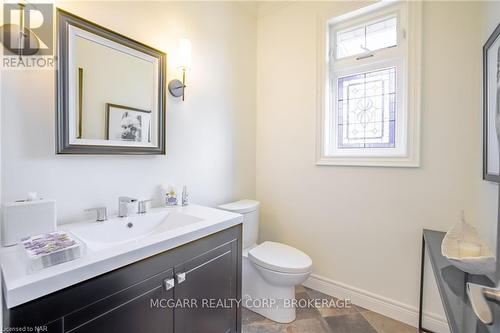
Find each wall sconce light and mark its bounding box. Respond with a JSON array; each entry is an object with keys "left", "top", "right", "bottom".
[{"left": 168, "top": 38, "right": 192, "bottom": 101}]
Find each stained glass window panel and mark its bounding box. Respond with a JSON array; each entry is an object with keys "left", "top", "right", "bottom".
[{"left": 337, "top": 67, "right": 396, "bottom": 149}]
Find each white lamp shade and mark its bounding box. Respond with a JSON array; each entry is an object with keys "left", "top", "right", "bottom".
[{"left": 177, "top": 38, "right": 192, "bottom": 70}]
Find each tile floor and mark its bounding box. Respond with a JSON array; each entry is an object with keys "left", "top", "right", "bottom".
[{"left": 242, "top": 286, "right": 417, "bottom": 333}]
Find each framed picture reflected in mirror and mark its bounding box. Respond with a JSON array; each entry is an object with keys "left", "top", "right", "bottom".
[
  {"left": 483, "top": 23, "right": 500, "bottom": 183},
  {"left": 105, "top": 104, "right": 152, "bottom": 144}
]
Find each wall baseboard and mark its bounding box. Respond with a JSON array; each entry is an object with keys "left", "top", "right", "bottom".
[{"left": 303, "top": 274, "right": 450, "bottom": 333}]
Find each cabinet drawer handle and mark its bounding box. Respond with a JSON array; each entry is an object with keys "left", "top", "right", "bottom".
[
  {"left": 176, "top": 272, "right": 186, "bottom": 284},
  {"left": 163, "top": 278, "right": 175, "bottom": 291}
]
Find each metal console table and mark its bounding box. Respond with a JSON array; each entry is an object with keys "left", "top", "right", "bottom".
[{"left": 419, "top": 229, "right": 496, "bottom": 333}]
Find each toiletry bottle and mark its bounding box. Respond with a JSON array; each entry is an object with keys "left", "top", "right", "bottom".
[
  {"left": 181, "top": 186, "right": 189, "bottom": 206},
  {"left": 165, "top": 185, "right": 178, "bottom": 206}
]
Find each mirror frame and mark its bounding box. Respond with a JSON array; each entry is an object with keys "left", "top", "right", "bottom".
[{"left": 56, "top": 9, "right": 166, "bottom": 155}]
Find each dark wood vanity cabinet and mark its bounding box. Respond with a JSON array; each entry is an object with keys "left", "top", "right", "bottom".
[
  {"left": 66, "top": 268, "right": 175, "bottom": 333},
  {"left": 3, "top": 225, "right": 242, "bottom": 333},
  {"left": 174, "top": 240, "right": 238, "bottom": 333}
]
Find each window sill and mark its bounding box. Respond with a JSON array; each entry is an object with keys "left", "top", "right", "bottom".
[{"left": 316, "top": 155, "right": 420, "bottom": 168}]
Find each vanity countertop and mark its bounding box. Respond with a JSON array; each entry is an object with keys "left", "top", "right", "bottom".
[{"left": 1, "top": 204, "right": 242, "bottom": 309}]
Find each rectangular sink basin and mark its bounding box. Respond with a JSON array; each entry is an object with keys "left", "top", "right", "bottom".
[
  {"left": 1, "top": 204, "right": 243, "bottom": 309},
  {"left": 64, "top": 210, "right": 203, "bottom": 251}
]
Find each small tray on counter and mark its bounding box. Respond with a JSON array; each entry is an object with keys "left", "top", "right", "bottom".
[{"left": 20, "top": 231, "right": 84, "bottom": 273}]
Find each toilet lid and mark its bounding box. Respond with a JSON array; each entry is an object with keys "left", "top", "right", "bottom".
[
  {"left": 248, "top": 241, "right": 312, "bottom": 274},
  {"left": 218, "top": 200, "right": 259, "bottom": 214}
]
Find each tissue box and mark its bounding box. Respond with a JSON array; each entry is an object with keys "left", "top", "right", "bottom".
[
  {"left": 20, "top": 231, "right": 82, "bottom": 272},
  {"left": 2, "top": 199, "right": 57, "bottom": 246}
]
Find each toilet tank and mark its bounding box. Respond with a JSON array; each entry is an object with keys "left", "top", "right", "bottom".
[{"left": 218, "top": 200, "right": 260, "bottom": 249}]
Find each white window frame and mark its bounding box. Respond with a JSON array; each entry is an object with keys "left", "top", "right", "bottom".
[
  {"left": 316, "top": 1, "right": 422, "bottom": 167},
  {"left": 334, "top": 12, "right": 399, "bottom": 61}
]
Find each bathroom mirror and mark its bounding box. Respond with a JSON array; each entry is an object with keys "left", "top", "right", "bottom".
[{"left": 56, "top": 9, "right": 166, "bottom": 154}]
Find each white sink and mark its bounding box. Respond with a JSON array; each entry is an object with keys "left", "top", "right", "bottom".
[
  {"left": 1, "top": 204, "right": 243, "bottom": 308},
  {"left": 64, "top": 210, "right": 203, "bottom": 251}
]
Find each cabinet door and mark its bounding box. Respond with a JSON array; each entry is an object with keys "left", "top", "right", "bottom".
[
  {"left": 64, "top": 268, "right": 174, "bottom": 333},
  {"left": 37, "top": 319, "right": 63, "bottom": 333},
  {"left": 174, "top": 240, "right": 238, "bottom": 333}
]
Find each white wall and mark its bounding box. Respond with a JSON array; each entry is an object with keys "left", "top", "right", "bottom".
[
  {"left": 476, "top": 0, "right": 500, "bottom": 280},
  {"left": 1, "top": 1, "right": 257, "bottom": 224},
  {"left": 256, "top": 0, "right": 490, "bottom": 328},
  {"left": 0, "top": 1, "right": 3, "bottom": 328}
]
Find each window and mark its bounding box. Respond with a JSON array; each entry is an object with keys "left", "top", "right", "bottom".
[
  {"left": 336, "top": 16, "right": 397, "bottom": 59},
  {"left": 317, "top": 2, "right": 421, "bottom": 167},
  {"left": 337, "top": 67, "right": 396, "bottom": 149}
]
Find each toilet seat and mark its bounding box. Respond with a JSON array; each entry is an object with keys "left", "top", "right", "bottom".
[{"left": 248, "top": 241, "right": 312, "bottom": 274}]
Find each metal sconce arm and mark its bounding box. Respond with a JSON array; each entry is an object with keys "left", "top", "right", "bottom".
[{"left": 168, "top": 67, "right": 187, "bottom": 101}]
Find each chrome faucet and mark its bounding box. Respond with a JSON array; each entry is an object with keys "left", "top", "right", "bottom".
[
  {"left": 85, "top": 207, "right": 108, "bottom": 222},
  {"left": 118, "top": 196, "right": 138, "bottom": 218},
  {"left": 137, "top": 199, "right": 152, "bottom": 214}
]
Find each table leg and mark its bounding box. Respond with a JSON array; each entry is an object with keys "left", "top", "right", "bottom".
[{"left": 419, "top": 235, "right": 437, "bottom": 333}]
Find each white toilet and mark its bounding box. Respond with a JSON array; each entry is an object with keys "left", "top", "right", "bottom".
[{"left": 218, "top": 200, "right": 312, "bottom": 323}]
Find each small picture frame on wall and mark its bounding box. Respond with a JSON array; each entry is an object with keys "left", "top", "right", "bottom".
[
  {"left": 483, "top": 23, "right": 500, "bottom": 183},
  {"left": 105, "top": 103, "right": 152, "bottom": 144}
]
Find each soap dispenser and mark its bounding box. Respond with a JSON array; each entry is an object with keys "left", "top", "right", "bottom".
[{"left": 181, "top": 186, "right": 189, "bottom": 206}]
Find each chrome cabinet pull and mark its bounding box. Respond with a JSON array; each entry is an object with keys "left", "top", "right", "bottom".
[
  {"left": 163, "top": 278, "right": 175, "bottom": 291},
  {"left": 176, "top": 272, "right": 186, "bottom": 284}
]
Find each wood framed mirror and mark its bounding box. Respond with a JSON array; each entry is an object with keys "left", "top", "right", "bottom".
[{"left": 56, "top": 9, "right": 166, "bottom": 154}]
